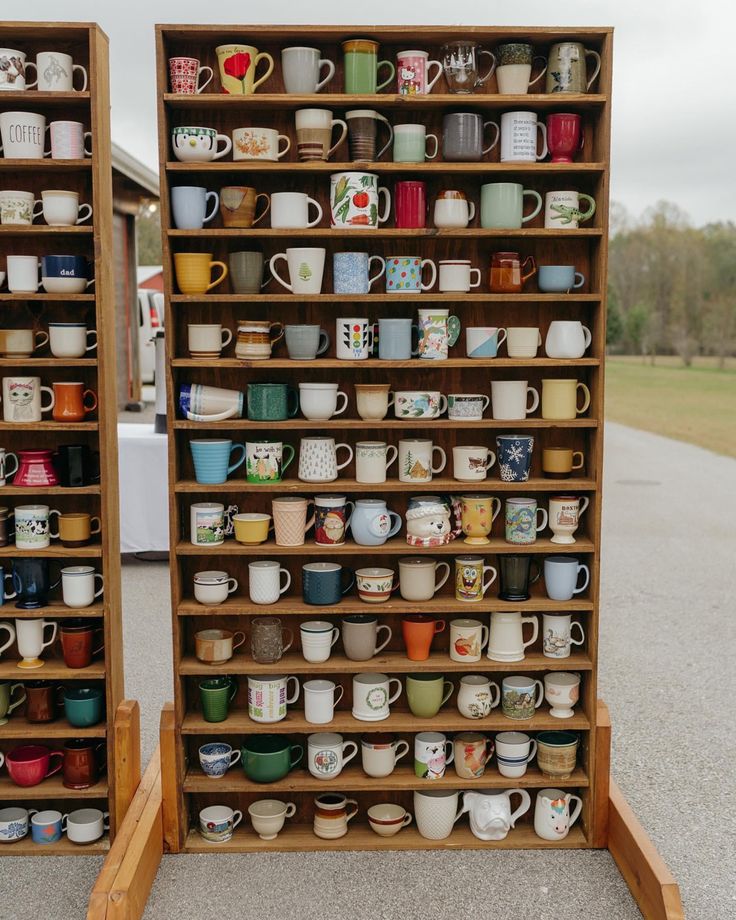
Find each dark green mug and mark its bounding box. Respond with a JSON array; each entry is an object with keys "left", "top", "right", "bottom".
[
  {"left": 246, "top": 383, "right": 299, "bottom": 421},
  {"left": 63, "top": 687, "right": 104, "bottom": 727},
  {"left": 199, "top": 676, "right": 237, "bottom": 723},
  {"left": 241, "top": 734, "right": 303, "bottom": 783}
]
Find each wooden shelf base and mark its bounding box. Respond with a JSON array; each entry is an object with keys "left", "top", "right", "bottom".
[
  {"left": 173, "top": 418, "right": 599, "bottom": 430},
  {"left": 0, "top": 775, "right": 108, "bottom": 800},
  {"left": 174, "top": 476, "right": 597, "bottom": 494},
  {"left": 2, "top": 836, "right": 108, "bottom": 856},
  {"left": 0, "top": 657, "right": 104, "bottom": 680},
  {"left": 0, "top": 716, "right": 106, "bottom": 739}
]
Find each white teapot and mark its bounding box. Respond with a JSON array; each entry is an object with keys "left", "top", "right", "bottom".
[
  {"left": 461, "top": 789, "right": 531, "bottom": 841},
  {"left": 544, "top": 321, "right": 592, "bottom": 359}
]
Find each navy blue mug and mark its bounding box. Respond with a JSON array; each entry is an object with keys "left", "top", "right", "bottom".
[
  {"left": 302, "top": 562, "right": 355, "bottom": 606},
  {"left": 496, "top": 435, "right": 534, "bottom": 482},
  {"left": 0, "top": 565, "right": 17, "bottom": 606},
  {"left": 41, "top": 255, "right": 92, "bottom": 294},
  {"left": 12, "top": 558, "right": 60, "bottom": 609}
]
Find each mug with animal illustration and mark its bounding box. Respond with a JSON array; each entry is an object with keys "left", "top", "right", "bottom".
[
  {"left": 245, "top": 440, "right": 294, "bottom": 484},
  {"left": 1, "top": 377, "right": 54, "bottom": 423},
  {"left": 190, "top": 502, "right": 225, "bottom": 547},
  {"left": 0, "top": 49, "right": 37, "bottom": 91},
  {"left": 414, "top": 731, "right": 454, "bottom": 780},
  {"left": 416, "top": 308, "right": 461, "bottom": 360},
  {"left": 542, "top": 613, "right": 585, "bottom": 659},
  {"left": 396, "top": 50, "right": 442, "bottom": 94}
]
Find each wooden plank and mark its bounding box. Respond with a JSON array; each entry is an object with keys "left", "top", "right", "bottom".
[
  {"left": 172, "top": 419, "right": 600, "bottom": 431},
  {"left": 590, "top": 699, "right": 611, "bottom": 847},
  {"left": 174, "top": 476, "right": 597, "bottom": 493},
  {"left": 165, "top": 160, "right": 605, "bottom": 174},
  {"left": 160, "top": 703, "right": 185, "bottom": 853},
  {"left": 609, "top": 781, "right": 685, "bottom": 920},
  {"left": 170, "top": 293, "right": 601, "bottom": 304},
  {"left": 172, "top": 358, "right": 601, "bottom": 370},
  {"left": 113, "top": 700, "right": 141, "bottom": 826},
  {"left": 0, "top": 776, "right": 108, "bottom": 799}
]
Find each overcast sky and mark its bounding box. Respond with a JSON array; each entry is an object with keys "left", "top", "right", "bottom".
[{"left": 10, "top": 1, "right": 735, "bottom": 225}]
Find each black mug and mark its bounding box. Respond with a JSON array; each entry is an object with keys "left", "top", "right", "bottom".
[
  {"left": 12, "top": 558, "right": 60, "bottom": 609},
  {"left": 55, "top": 444, "right": 100, "bottom": 487},
  {"left": 498, "top": 554, "right": 540, "bottom": 601}
]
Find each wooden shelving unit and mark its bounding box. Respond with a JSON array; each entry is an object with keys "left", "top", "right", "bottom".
[
  {"left": 156, "top": 23, "right": 612, "bottom": 852},
  {"left": 0, "top": 22, "right": 125, "bottom": 854}
]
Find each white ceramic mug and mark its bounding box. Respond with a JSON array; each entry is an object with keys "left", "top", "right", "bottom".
[
  {"left": 534, "top": 789, "right": 583, "bottom": 840},
  {"left": 187, "top": 324, "right": 232, "bottom": 359},
  {"left": 1, "top": 376, "right": 54, "bottom": 422},
  {"left": 63, "top": 808, "right": 108, "bottom": 844},
  {"left": 298, "top": 383, "right": 348, "bottom": 421},
  {"left": 0, "top": 329, "right": 48, "bottom": 358},
  {"left": 544, "top": 321, "right": 592, "bottom": 359},
  {"left": 335, "top": 317, "right": 373, "bottom": 360},
  {"left": 307, "top": 732, "right": 357, "bottom": 778},
  {"left": 544, "top": 672, "right": 581, "bottom": 718},
  {"left": 247, "top": 675, "right": 300, "bottom": 723},
  {"left": 270, "top": 248, "right": 325, "bottom": 294},
  {"left": 433, "top": 198, "right": 475, "bottom": 229},
  {"left": 270, "top": 191, "right": 323, "bottom": 229},
  {"left": 352, "top": 672, "right": 402, "bottom": 721},
  {"left": 355, "top": 441, "right": 398, "bottom": 484},
  {"left": 49, "top": 120, "right": 92, "bottom": 159},
  {"left": 452, "top": 446, "right": 496, "bottom": 481},
  {"left": 449, "top": 618, "right": 489, "bottom": 662},
  {"left": 500, "top": 110, "right": 548, "bottom": 162},
  {"left": 6, "top": 256, "right": 41, "bottom": 293},
  {"left": 190, "top": 502, "right": 225, "bottom": 546},
  {"left": 544, "top": 190, "right": 596, "bottom": 229},
  {"left": 0, "top": 190, "right": 41, "bottom": 225},
  {"left": 0, "top": 111, "right": 46, "bottom": 159},
  {"left": 361, "top": 736, "right": 410, "bottom": 778},
  {"left": 48, "top": 323, "right": 97, "bottom": 358},
  {"left": 232, "top": 126, "right": 290, "bottom": 161},
  {"left": 12, "top": 504, "right": 59, "bottom": 549},
  {"left": 193, "top": 571, "right": 238, "bottom": 605},
  {"left": 300, "top": 621, "right": 340, "bottom": 664},
  {"left": 506, "top": 327, "right": 542, "bottom": 358},
  {"left": 542, "top": 613, "right": 585, "bottom": 659},
  {"left": 487, "top": 610, "right": 538, "bottom": 662},
  {"left": 297, "top": 437, "right": 353, "bottom": 483},
  {"left": 398, "top": 557, "right": 450, "bottom": 601},
  {"left": 490, "top": 380, "right": 539, "bottom": 420},
  {"left": 248, "top": 799, "right": 297, "bottom": 840},
  {"left": 398, "top": 439, "right": 446, "bottom": 483},
  {"left": 413, "top": 789, "right": 464, "bottom": 840},
  {"left": 303, "top": 681, "right": 344, "bottom": 725},
  {"left": 247, "top": 560, "right": 291, "bottom": 605},
  {"left": 282, "top": 46, "right": 336, "bottom": 93},
  {"left": 41, "top": 190, "right": 92, "bottom": 226},
  {"left": 15, "top": 617, "right": 57, "bottom": 667},
  {"left": 495, "top": 731, "right": 538, "bottom": 778},
  {"left": 438, "top": 260, "right": 482, "bottom": 292},
  {"left": 548, "top": 495, "right": 590, "bottom": 544},
  {"left": 36, "top": 52, "right": 88, "bottom": 91},
  {"left": 61, "top": 565, "right": 103, "bottom": 608}
]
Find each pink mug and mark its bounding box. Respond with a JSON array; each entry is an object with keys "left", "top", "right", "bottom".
[{"left": 49, "top": 121, "right": 92, "bottom": 159}]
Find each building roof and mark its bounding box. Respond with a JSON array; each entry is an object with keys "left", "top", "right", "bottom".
[{"left": 112, "top": 142, "right": 159, "bottom": 197}]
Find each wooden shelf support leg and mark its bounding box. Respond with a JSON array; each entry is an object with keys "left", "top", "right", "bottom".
[
  {"left": 590, "top": 698, "right": 611, "bottom": 847},
  {"left": 160, "top": 702, "right": 185, "bottom": 853},
  {"left": 113, "top": 700, "right": 142, "bottom": 836}
]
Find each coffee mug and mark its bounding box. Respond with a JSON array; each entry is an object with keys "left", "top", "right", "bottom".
[
  {"left": 352, "top": 672, "right": 402, "bottom": 721},
  {"left": 270, "top": 192, "right": 323, "bottom": 229},
  {"left": 250, "top": 616, "right": 294, "bottom": 664},
  {"left": 0, "top": 680, "right": 25, "bottom": 726},
  {"left": 194, "top": 571, "right": 238, "bottom": 606},
  {"left": 453, "top": 732, "right": 493, "bottom": 779},
  {"left": 174, "top": 253, "right": 228, "bottom": 294},
  {"left": 491, "top": 380, "right": 539, "bottom": 420},
  {"left": 15, "top": 617, "right": 57, "bottom": 669},
  {"left": 195, "top": 628, "right": 246, "bottom": 665},
  {"left": 6, "top": 744, "right": 63, "bottom": 787},
  {"left": 406, "top": 674, "right": 454, "bottom": 719},
  {"left": 542, "top": 447, "right": 585, "bottom": 479},
  {"left": 355, "top": 383, "right": 393, "bottom": 421},
  {"left": 199, "top": 742, "right": 241, "bottom": 778},
  {"left": 496, "top": 42, "right": 547, "bottom": 93},
  {"left": 396, "top": 49, "right": 442, "bottom": 94},
  {"left": 496, "top": 435, "right": 535, "bottom": 482},
  {"left": 0, "top": 111, "right": 45, "bottom": 159},
  {"left": 0, "top": 328, "right": 48, "bottom": 358},
  {"left": 454, "top": 555, "right": 497, "bottom": 602},
  {"left": 187, "top": 324, "right": 232, "bottom": 359},
  {"left": 544, "top": 190, "right": 596, "bottom": 229},
  {"left": 294, "top": 108, "right": 347, "bottom": 161},
  {"left": 416, "top": 309, "right": 460, "bottom": 360},
  {"left": 272, "top": 497, "right": 315, "bottom": 548},
  {"left": 355, "top": 441, "right": 397, "bottom": 484},
  {"left": 248, "top": 675, "right": 300, "bottom": 723},
  {"left": 536, "top": 731, "right": 579, "bottom": 779},
  {"left": 433, "top": 191, "right": 475, "bottom": 229},
  {"left": 481, "top": 182, "right": 542, "bottom": 229},
  {"left": 50, "top": 512, "right": 101, "bottom": 548},
  {"left": 219, "top": 186, "right": 270, "bottom": 228},
  {"left": 302, "top": 562, "right": 355, "bottom": 606},
  {"left": 2, "top": 376, "right": 54, "bottom": 422},
  {"left": 545, "top": 321, "right": 592, "bottom": 359},
  {"left": 460, "top": 494, "right": 501, "bottom": 545},
  {"left": 547, "top": 112, "right": 585, "bottom": 163},
  {"left": 345, "top": 109, "right": 393, "bottom": 160},
  {"left": 198, "top": 805, "right": 242, "bottom": 843},
  {"left": 541, "top": 379, "right": 591, "bottom": 420},
  {"left": 342, "top": 613, "right": 393, "bottom": 661},
  {"left": 385, "top": 256, "right": 436, "bottom": 293},
  {"left": 414, "top": 731, "right": 454, "bottom": 780},
  {"left": 401, "top": 615, "right": 446, "bottom": 661},
  {"left": 544, "top": 672, "right": 581, "bottom": 719},
  {"left": 543, "top": 613, "right": 586, "bottom": 659},
  {"left": 361, "top": 734, "right": 410, "bottom": 778},
  {"left": 30, "top": 809, "right": 62, "bottom": 844},
  {"left": 502, "top": 675, "right": 544, "bottom": 720},
  {"left": 172, "top": 125, "right": 231, "bottom": 163},
  {"left": 505, "top": 498, "right": 548, "bottom": 546},
  {"left": 450, "top": 618, "right": 489, "bottom": 662},
  {"left": 398, "top": 439, "right": 446, "bottom": 483},
  {"left": 0, "top": 807, "right": 35, "bottom": 842},
  {"left": 52, "top": 382, "right": 97, "bottom": 422},
  {"left": 442, "top": 112, "right": 498, "bottom": 161},
  {"left": 235, "top": 316, "right": 285, "bottom": 360},
  {"left": 190, "top": 439, "right": 245, "bottom": 485},
  {"left": 329, "top": 171, "right": 390, "bottom": 229},
  {"left": 63, "top": 687, "right": 104, "bottom": 727},
  {"left": 440, "top": 40, "right": 496, "bottom": 93},
  {"left": 465, "top": 327, "right": 507, "bottom": 359},
  {"left": 232, "top": 127, "right": 289, "bottom": 161},
  {"left": 216, "top": 43, "right": 274, "bottom": 94},
  {"left": 0, "top": 190, "right": 41, "bottom": 226},
  {"left": 300, "top": 621, "right": 340, "bottom": 664},
  {"left": 355, "top": 567, "right": 397, "bottom": 603},
  {"left": 488, "top": 610, "right": 539, "bottom": 662},
  {"left": 248, "top": 561, "right": 291, "bottom": 606},
  {"left": 313, "top": 792, "right": 358, "bottom": 840},
  {"left": 538, "top": 265, "right": 586, "bottom": 293},
  {"left": 248, "top": 800, "right": 297, "bottom": 840},
  {"left": 393, "top": 124, "right": 438, "bottom": 163},
  {"left": 48, "top": 120, "right": 92, "bottom": 159},
  {"left": 394, "top": 180, "right": 428, "bottom": 229},
  {"left": 168, "top": 56, "right": 213, "bottom": 94},
  {"left": 448, "top": 394, "right": 490, "bottom": 422},
  {"left": 199, "top": 676, "right": 237, "bottom": 723},
  {"left": 314, "top": 494, "right": 353, "bottom": 546},
  {"left": 498, "top": 554, "right": 541, "bottom": 602},
  {"left": 500, "top": 110, "right": 548, "bottom": 162},
  {"left": 0, "top": 49, "right": 37, "bottom": 91},
  {"left": 298, "top": 436, "right": 353, "bottom": 483},
  {"left": 546, "top": 42, "right": 601, "bottom": 93},
  {"left": 270, "top": 248, "right": 325, "bottom": 294},
  {"left": 548, "top": 495, "right": 590, "bottom": 544},
  {"left": 394, "top": 391, "right": 446, "bottom": 420},
  {"left": 282, "top": 46, "right": 336, "bottom": 93},
  {"left": 544, "top": 556, "right": 590, "bottom": 601},
  {"left": 307, "top": 732, "right": 357, "bottom": 779},
  {"left": 343, "top": 39, "right": 395, "bottom": 93},
  {"left": 245, "top": 440, "right": 294, "bottom": 483},
  {"left": 398, "top": 557, "right": 450, "bottom": 602},
  {"left": 229, "top": 251, "right": 268, "bottom": 294},
  {"left": 48, "top": 322, "right": 97, "bottom": 358},
  {"left": 62, "top": 739, "right": 104, "bottom": 790},
  {"left": 304, "top": 680, "right": 344, "bottom": 725},
  {"left": 333, "top": 252, "right": 385, "bottom": 294},
  {"left": 241, "top": 735, "right": 303, "bottom": 783},
  {"left": 438, "top": 260, "right": 481, "bottom": 293},
  {"left": 452, "top": 446, "right": 496, "bottom": 482},
  {"left": 247, "top": 382, "right": 298, "bottom": 422},
  {"left": 171, "top": 186, "right": 219, "bottom": 230},
  {"left": 335, "top": 317, "right": 373, "bottom": 360},
  {"left": 285, "top": 324, "right": 330, "bottom": 360},
  {"left": 190, "top": 502, "right": 225, "bottom": 546},
  {"left": 299, "top": 383, "right": 348, "bottom": 421},
  {"left": 506, "top": 326, "right": 541, "bottom": 358}
]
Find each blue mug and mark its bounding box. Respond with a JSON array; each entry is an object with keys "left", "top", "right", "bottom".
[
  {"left": 171, "top": 186, "right": 219, "bottom": 230},
  {"left": 377, "top": 318, "right": 418, "bottom": 360},
  {"left": 333, "top": 252, "right": 385, "bottom": 294},
  {"left": 41, "top": 255, "right": 93, "bottom": 294},
  {"left": 302, "top": 562, "right": 355, "bottom": 606},
  {"left": 63, "top": 687, "right": 104, "bottom": 727},
  {"left": 466, "top": 326, "right": 507, "bottom": 359},
  {"left": 189, "top": 439, "right": 246, "bottom": 484},
  {"left": 12, "top": 558, "right": 59, "bottom": 609},
  {"left": 31, "top": 809, "right": 63, "bottom": 844},
  {"left": 537, "top": 265, "right": 586, "bottom": 293},
  {"left": 0, "top": 565, "right": 17, "bottom": 606},
  {"left": 495, "top": 435, "right": 534, "bottom": 482}
]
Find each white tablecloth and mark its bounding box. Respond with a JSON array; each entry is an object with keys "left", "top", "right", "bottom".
[{"left": 117, "top": 423, "right": 169, "bottom": 553}]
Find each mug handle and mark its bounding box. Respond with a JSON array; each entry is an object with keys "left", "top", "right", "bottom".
[
  {"left": 279, "top": 569, "right": 292, "bottom": 595},
  {"left": 281, "top": 627, "right": 294, "bottom": 655},
  {"left": 434, "top": 619, "right": 447, "bottom": 634},
  {"left": 334, "top": 391, "right": 349, "bottom": 417},
  {"left": 342, "top": 740, "right": 359, "bottom": 767},
  {"left": 269, "top": 253, "right": 292, "bottom": 291},
  {"left": 229, "top": 749, "right": 242, "bottom": 767},
  {"left": 528, "top": 56, "right": 547, "bottom": 87},
  {"left": 333, "top": 684, "right": 344, "bottom": 706},
  {"left": 444, "top": 741, "right": 455, "bottom": 766},
  {"left": 480, "top": 395, "right": 491, "bottom": 414},
  {"left": 48, "top": 508, "right": 61, "bottom": 539},
  {"left": 232, "top": 631, "right": 246, "bottom": 652},
  {"left": 306, "top": 197, "right": 323, "bottom": 228},
  {"left": 227, "top": 677, "right": 239, "bottom": 702},
  {"left": 584, "top": 49, "right": 602, "bottom": 90},
  {"left": 76, "top": 203, "right": 93, "bottom": 224},
  {"left": 576, "top": 194, "right": 596, "bottom": 222},
  {"left": 533, "top": 680, "right": 545, "bottom": 707},
  {"left": 521, "top": 189, "right": 543, "bottom": 223},
  {"left": 536, "top": 122, "right": 549, "bottom": 160},
  {"left": 2, "top": 574, "right": 16, "bottom": 600},
  {"left": 316, "top": 329, "right": 331, "bottom": 355},
  {"left": 509, "top": 789, "right": 531, "bottom": 826},
  {"left": 425, "top": 133, "right": 439, "bottom": 160},
  {"left": 376, "top": 60, "right": 396, "bottom": 92},
  {"left": 434, "top": 562, "right": 450, "bottom": 592},
  {"left": 387, "top": 677, "right": 402, "bottom": 705},
  {"left": 341, "top": 567, "right": 356, "bottom": 596},
  {"left": 479, "top": 624, "right": 490, "bottom": 651},
  {"left": 469, "top": 268, "right": 482, "bottom": 288},
  {"left": 377, "top": 187, "right": 391, "bottom": 224},
  {"left": 488, "top": 681, "right": 501, "bottom": 708},
  {"left": 375, "top": 114, "right": 394, "bottom": 159},
  {"left": 7, "top": 683, "right": 25, "bottom": 714},
  {"left": 385, "top": 445, "right": 398, "bottom": 472},
  {"left": 214, "top": 135, "right": 233, "bottom": 159},
  {"left": 40, "top": 386, "right": 56, "bottom": 413},
  {"left": 231, "top": 810, "right": 243, "bottom": 831},
  {"left": 521, "top": 616, "right": 539, "bottom": 649},
  {"left": 571, "top": 451, "right": 585, "bottom": 471},
  {"left": 521, "top": 256, "right": 537, "bottom": 283},
  {"left": 328, "top": 119, "right": 348, "bottom": 158},
  {"left": 206, "top": 261, "right": 228, "bottom": 292},
  {"left": 289, "top": 744, "right": 304, "bottom": 769},
  {"left": 280, "top": 444, "right": 296, "bottom": 474},
  {"left": 287, "top": 387, "right": 300, "bottom": 417},
  {"left": 4, "top": 452, "right": 19, "bottom": 480},
  {"left": 425, "top": 59, "right": 443, "bottom": 91},
  {"left": 334, "top": 443, "right": 353, "bottom": 471},
  {"left": 83, "top": 132, "right": 93, "bottom": 156},
  {"left": 420, "top": 259, "right": 437, "bottom": 291},
  {"left": 437, "top": 395, "right": 448, "bottom": 415},
  {"left": 536, "top": 507, "right": 549, "bottom": 533},
  {"left": 485, "top": 448, "right": 497, "bottom": 470},
  {"left": 85, "top": 330, "right": 98, "bottom": 352},
  {"left": 277, "top": 135, "right": 291, "bottom": 159},
  {"left": 227, "top": 577, "right": 239, "bottom": 594},
  {"left": 581, "top": 325, "right": 592, "bottom": 350},
  {"left": 41, "top": 621, "right": 58, "bottom": 651},
  {"left": 573, "top": 272, "right": 586, "bottom": 289},
  {"left": 33, "top": 330, "right": 50, "bottom": 351},
  {"left": 93, "top": 573, "right": 105, "bottom": 599},
  {"left": 252, "top": 193, "right": 271, "bottom": 227},
  {"left": 529, "top": 559, "right": 542, "bottom": 585},
  {"left": 441, "top": 680, "right": 454, "bottom": 706},
  {"left": 570, "top": 621, "right": 586, "bottom": 646},
  {"left": 269, "top": 321, "right": 285, "bottom": 347},
  {"left": 204, "top": 191, "right": 220, "bottom": 224},
  {"left": 394, "top": 740, "right": 410, "bottom": 763},
  {"left": 23, "top": 61, "right": 38, "bottom": 89},
  {"left": 576, "top": 383, "right": 592, "bottom": 415},
  {"left": 430, "top": 445, "right": 446, "bottom": 474},
  {"left": 385, "top": 512, "right": 403, "bottom": 540},
  {"left": 196, "top": 66, "right": 214, "bottom": 93},
  {"left": 316, "top": 59, "right": 336, "bottom": 92},
  {"left": 220, "top": 327, "right": 233, "bottom": 351},
  {"left": 447, "top": 315, "right": 461, "bottom": 347},
  {"left": 476, "top": 49, "right": 497, "bottom": 84},
  {"left": 45, "top": 750, "right": 65, "bottom": 779},
  {"left": 83, "top": 389, "right": 98, "bottom": 413},
  {"left": 374, "top": 624, "right": 392, "bottom": 655},
  {"left": 482, "top": 566, "right": 497, "bottom": 594},
  {"left": 251, "top": 52, "right": 275, "bottom": 92},
  {"left": 526, "top": 386, "right": 540, "bottom": 415},
  {"left": 345, "top": 799, "right": 359, "bottom": 823},
  {"left": 577, "top": 496, "right": 590, "bottom": 519},
  {"left": 491, "top": 497, "right": 502, "bottom": 522},
  {"left": 481, "top": 121, "right": 500, "bottom": 155},
  {"left": 526, "top": 739, "right": 538, "bottom": 763},
  {"left": 93, "top": 627, "right": 105, "bottom": 657}
]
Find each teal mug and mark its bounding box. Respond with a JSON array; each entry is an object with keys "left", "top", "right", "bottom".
[
  {"left": 199, "top": 676, "right": 237, "bottom": 723},
  {"left": 63, "top": 687, "right": 104, "bottom": 728},
  {"left": 480, "top": 182, "right": 542, "bottom": 229},
  {"left": 242, "top": 734, "right": 304, "bottom": 783},
  {"left": 247, "top": 383, "right": 299, "bottom": 421}
]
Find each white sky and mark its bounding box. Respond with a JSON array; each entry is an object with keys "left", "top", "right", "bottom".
[{"left": 8, "top": 1, "right": 735, "bottom": 225}]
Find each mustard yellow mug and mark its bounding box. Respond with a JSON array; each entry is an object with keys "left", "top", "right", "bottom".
[
  {"left": 233, "top": 512, "right": 273, "bottom": 545},
  {"left": 460, "top": 494, "right": 501, "bottom": 545},
  {"left": 174, "top": 252, "right": 228, "bottom": 295},
  {"left": 541, "top": 379, "right": 591, "bottom": 420},
  {"left": 216, "top": 44, "right": 275, "bottom": 95}
]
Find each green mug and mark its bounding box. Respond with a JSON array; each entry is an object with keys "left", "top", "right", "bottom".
[
  {"left": 342, "top": 38, "right": 395, "bottom": 93},
  {"left": 241, "top": 734, "right": 304, "bottom": 783},
  {"left": 406, "top": 673, "right": 454, "bottom": 718},
  {"left": 63, "top": 687, "right": 104, "bottom": 727},
  {"left": 246, "top": 383, "right": 299, "bottom": 421},
  {"left": 199, "top": 676, "right": 237, "bottom": 723},
  {"left": 480, "top": 182, "right": 542, "bottom": 229},
  {"left": 0, "top": 680, "right": 26, "bottom": 725}
]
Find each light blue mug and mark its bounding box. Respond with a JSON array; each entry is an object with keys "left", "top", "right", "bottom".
[
  {"left": 538, "top": 265, "right": 586, "bottom": 293},
  {"left": 333, "top": 252, "right": 385, "bottom": 294},
  {"left": 480, "top": 182, "right": 542, "bottom": 229},
  {"left": 31, "top": 809, "right": 62, "bottom": 844},
  {"left": 466, "top": 326, "right": 507, "bottom": 359},
  {"left": 199, "top": 742, "right": 241, "bottom": 778},
  {"left": 189, "top": 439, "right": 246, "bottom": 484},
  {"left": 377, "top": 318, "right": 418, "bottom": 360},
  {"left": 170, "top": 186, "right": 219, "bottom": 230}
]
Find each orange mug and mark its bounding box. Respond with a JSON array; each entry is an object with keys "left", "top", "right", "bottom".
[
  {"left": 401, "top": 614, "right": 446, "bottom": 662},
  {"left": 52, "top": 382, "right": 97, "bottom": 422}
]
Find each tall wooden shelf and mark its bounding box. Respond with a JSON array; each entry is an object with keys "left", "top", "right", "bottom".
[
  {"left": 0, "top": 22, "right": 124, "bottom": 853},
  {"left": 156, "top": 23, "right": 612, "bottom": 852}
]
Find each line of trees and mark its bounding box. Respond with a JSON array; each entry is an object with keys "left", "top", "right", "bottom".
[{"left": 607, "top": 201, "right": 736, "bottom": 366}]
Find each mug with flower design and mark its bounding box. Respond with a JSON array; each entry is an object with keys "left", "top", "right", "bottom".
[{"left": 216, "top": 44, "right": 274, "bottom": 94}]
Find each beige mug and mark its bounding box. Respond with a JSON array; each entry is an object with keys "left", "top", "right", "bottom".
[
  {"left": 187, "top": 324, "right": 233, "bottom": 358},
  {"left": 506, "top": 327, "right": 541, "bottom": 358},
  {"left": 355, "top": 384, "right": 394, "bottom": 421},
  {"left": 541, "top": 379, "right": 591, "bottom": 420},
  {"left": 272, "top": 496, "right": 315, "bottom": 547},
  {"left": 398, "top": 557, "right": 450, "bottom": 602}
]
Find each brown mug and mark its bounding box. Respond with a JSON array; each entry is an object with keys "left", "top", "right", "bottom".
[
  {"left": 489, "top": 251, "right": 536, "bottom": 293},
  {"left": 59, "top": 622, "right": 104, "bottom": 669},
  {"left": 62, "top": 739, "right": 106, "bottom": 789},
  {"left": 542, "top": 447, "right": 585, "bottom": 479},
  {"left": 50, "top": 511, "right": 102, "bottom": 547},
  {"left": 52, "top": 382, "right": 98, "bottom": 422},
  {"left": 24, "top": 680, "right": 65, "bottom": 723},
  {"left": 219, "top": 186, "right": 270, "bottom": 228}
]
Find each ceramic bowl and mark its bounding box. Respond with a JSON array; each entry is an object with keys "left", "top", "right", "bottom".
[{"left": 367, "top": 803, "right": 412, "bottom": 837}]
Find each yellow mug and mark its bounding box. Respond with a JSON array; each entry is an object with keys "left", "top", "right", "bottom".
[
  {"left": 51, "top": 512, "right": 101, "bottom": 547},
  {"left": 233, "top": 512, "right": 273, "bottom": 545},
  {"left": 215, "top": 44, "right": 275, "bottom": 95},
  {"left": 174, "top": 252, "right": 228, "bottom": 295},
  {"left": 460, "top": 494, "right": 501, "bottom": 545},
  {"left": 541, "top": 379, "right": 591, "bottom": 420},
  {"left": 542, "top": 447, "right": 585, "bottom": 478}
]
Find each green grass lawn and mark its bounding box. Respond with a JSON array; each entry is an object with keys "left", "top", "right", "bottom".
[{"left": 605, "top": 357, "right": 736, "bottom": 458}]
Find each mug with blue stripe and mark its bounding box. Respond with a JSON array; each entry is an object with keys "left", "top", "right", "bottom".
[
  {"left": 190, "top": 439, "right": 246, "bottom": 484},
  {"left": 494, "top": 731, "right": 537, "bottom": 778}
]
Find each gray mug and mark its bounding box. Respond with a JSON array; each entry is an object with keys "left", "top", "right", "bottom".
[
  {"left": 377, "top": 318, "right": 417, "bottom": 360},
  {"left": 229, "top": 251, "right": 269, "bottom": 294},
  {"left": 285, "top": 325, "right": 330, "bottom": 360},
  {"left": 442, "top": 112, "right": 499, "bottom": 162},
  {"left": 544, "top": 556, "right": 590, "bottom": 601},
  {"left": 171, "top": 186, "right": 219, "bottom": 230}
]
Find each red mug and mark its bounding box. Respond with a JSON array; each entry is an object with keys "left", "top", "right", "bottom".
[
  {"left": 59, "top": 624, "right": 104, "bottom": 669},
  {"left": 401, "top": 614, "right": 446, "bottom": 661},
  {"left": 394, "top": 180, "right": 427, "bottom": 229},
  {"left": 6, "top": 743, "right": 63, "bottom": 787},
  {"left": 546, "top": 113, "right": 584, "bottom": 163}
]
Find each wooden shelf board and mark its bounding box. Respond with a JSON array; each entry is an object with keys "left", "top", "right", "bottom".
[
  {"left": 170, "top": 293, "right": 601, "bottom": 304},
  {"left": 173, "top": 418, "right": 599, "bottom": 431},
  {"left": 0, "top": 775, "right": 108, "bottom": 800},
  {"left": 0, "top": 293, "right": 95, "bottom": 302},
  {"left": 0, "top": 91, "right": 91, "bottom": 105},
  {"left": 174, "top": 476, "right": 597, "bottom": 494},
  {"left": 0, "top": 717, "right": 106, "bottom": 739},
  {"left": 0, "top": 485, "right": 100, "bottom": 496},
  {"left": 182, "top": 823, "right": 588, "bottom": 853},
  {"left": 169, "top": 227, "right": 603, "bottom": 239},
  {"left": 178, "top": 595, "right": 594, "bottom": 616},
  {"left": 166, "top": 160, "right": 605, "bottom": 174},
  {"left": 0, "top": 421, "right": 97, "bottom": 432},
  {"left": 176, "top": 536, "right": 594, "bottom": 557},
  {"left": 0, "top": 357, "right": 97, "bottom": 367},
  {"left": 0, "top": 542, "right": 101, "bottom": 557},
  {"left": 180, "top": 650, "right": 593, "bottom": 676},
  {"left": 182, "top": 709, "right": 590, "bottom": 735},
  {"left": 0, "top": 225, "right": 93, "bottom": 236},
  {"left": 172, "top": 357, "right": 601, "bottom": 370},
  {"left": 1, "top": 836, "right": 108, "bottom": 856},
  {"left": 183, "top": 763, "right": 589, "bottom": 794},
  {"left": 11, "top": 602, "right": 104, "bottom": 619},
  {"left": 0, "top": 159, "right": 92, "bottom": 172},
  {"left": 0, "top": 657, "right": 105, "bottom": 680},
  {"left": 164, "top": 91, "right": 607, "bottom": 110}
]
